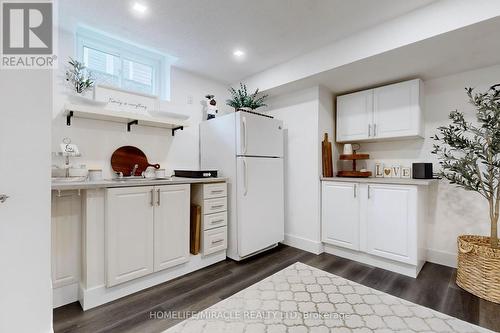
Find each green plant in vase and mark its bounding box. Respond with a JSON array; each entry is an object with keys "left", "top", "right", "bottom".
[
  {"left": 226, "top": 83, "right": 268, "bottom": 112},
  {"left": 65, "top": 57, "right": 94, "bottom": 94},
  {"left": 432, "top": 84, "right": 500, "bottom": 303}
]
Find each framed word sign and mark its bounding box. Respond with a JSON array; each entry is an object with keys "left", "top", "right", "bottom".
[{"left": 94, "top": 85, "right": 158, "bottom": 114}]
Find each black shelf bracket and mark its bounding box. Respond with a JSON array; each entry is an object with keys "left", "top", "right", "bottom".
[
  {"left": 172, "top": 126, "right": 184, "bottom": 136},
  {"left": 66, "top": 111, "right": 74, "bottom": 126},
  {"left": 127, "top": 120, "right": 138, "bottom": 132}
]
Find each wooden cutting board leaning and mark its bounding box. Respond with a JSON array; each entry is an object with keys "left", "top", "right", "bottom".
[
  {"left": 322, "top": 133, "right": 333, "bottom": 177},
  {"left": 110, "top": 146, "right": 160, "bottom": 176}
]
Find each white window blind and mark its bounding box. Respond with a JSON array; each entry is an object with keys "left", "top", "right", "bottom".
[{"left": 76, "top": 27, "right": 174, "bottom": 99}]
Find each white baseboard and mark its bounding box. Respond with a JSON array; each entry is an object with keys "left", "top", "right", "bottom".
[
  {"left": 426, "top": 249, "right": 457, "bottom": 268},
  {"left": 80, "top": 251, "right": 226, "bottom": 310},
  {"left": 53, "top": 283, "right": 79, "bottom": 308},
  {"left": 324, "top": 244, "right": 423, "bottom": 278},
  {"left": 283, "top": 234, "right": 324, "bottom": 255}
]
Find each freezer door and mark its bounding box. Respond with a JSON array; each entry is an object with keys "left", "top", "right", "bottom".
[
  {"left": 236, "top": 112, "right": 284, "bottom": 157},
  {"left": 236, "top": 157, "right": 284, "bottom": 257}
]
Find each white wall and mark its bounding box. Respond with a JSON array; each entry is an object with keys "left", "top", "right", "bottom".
[
  {"left": 266, "top": 86, "right": 334, "bottom": 254},
  {"left": 356, "top": 64, "right": 500, "bottom": 267},
  {"left": 0, "top": 71, "right": 52, "bottom": 332},
  {"left": 53, "top": 28, "right": 230, "bottom": 178}
]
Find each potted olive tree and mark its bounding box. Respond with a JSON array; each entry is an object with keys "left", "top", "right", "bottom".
[
  {"left": 226, "top": 83, "right": 268, "bottom": 112},
  {"left": 432, "top": 84, "right": 500, "bottom": 304}
]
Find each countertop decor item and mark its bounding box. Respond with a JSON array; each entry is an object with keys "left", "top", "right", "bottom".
[
  {"left": 88, "top": 169, "right": 103, "bottom": 181},
  {"left": 321, "top": 133, "right": 333, "bottom": 177},
  {"left": 342, "top": 143, "right": 353, "bottom": 155},
  {"left": 226, "top": 83, "right": 268, "bottom": 112},
  {"left": 174, "top": 170, "right": 218, "bottom": 178},
  {"left": 375, "top": 162, "right": 384, "bottom": 178},
  {"left": 111, "top": 146, "right": 160, "bottom": 176},
  {"left": 337, "top": 153, "right": 372, "bottom": 177},
  {"left": 432, "top": 84, "right": 500, "bottom": 303},
  {"left": 402, "top": 166, "right": 412, "bottom": 178}
]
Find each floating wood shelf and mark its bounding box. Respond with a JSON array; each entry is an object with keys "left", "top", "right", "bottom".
[{"left": 64, "top": 103, "right": 189, "bottom": 135}]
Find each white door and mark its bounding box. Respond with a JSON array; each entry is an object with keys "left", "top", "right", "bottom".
[
  {"left": 154, "top": 185, "right": 190, "bottom": 272},
  {"left": 321, "top": 182, "right": 360, "bottom": 250},
  {"left": 373, "top": 79, "right": 422, "bottom": 139},
  {"left": 106, "top": 186, "right": 154, "bottom": 286},
  {"left": 236, "top": 157, "right": 284, "bottom": 257},
  {"left": 365, "top": 184, "right": 417, "bottom": 264},
  {"left": 0, "top": 70, "right": 52, "bottom": 333},
  {"left": 236, "top": 112, "right": 284, "bottom": 157},
  {"left": 336, "top": 90, "right": 373, "bottom": 142}
]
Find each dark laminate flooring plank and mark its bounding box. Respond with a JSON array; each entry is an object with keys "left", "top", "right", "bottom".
[{"left": 53, "top": 244, "right": 500, "bottom": 333}]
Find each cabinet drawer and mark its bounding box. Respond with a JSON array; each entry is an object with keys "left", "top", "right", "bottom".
[
  {"left": 203, "top": 197, "right": 227, "bottom": 214},
  {"left": 203, "top": 183, "right": 227, "bottom": 199},
  {"left": 203, "top": 211, "right": 227, "bottom": 230},
  {"left": 203, "top": 227, "right": 227, "bottom": 255}
]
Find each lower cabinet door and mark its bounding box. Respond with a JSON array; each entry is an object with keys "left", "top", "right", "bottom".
[
  {"left": 154, "top": 184, "right": 190, "bottom": 272},
  {"left": 365, "top": 184, "right": 417, "bottom": 264},
  {"left": 321, "top": 182, "right": 360, "bottom": 250},
  {"left": 106, "top": 186, "right": 154, "bottom": 287}
]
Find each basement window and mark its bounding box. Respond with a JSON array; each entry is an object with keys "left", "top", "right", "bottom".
[{"left": 76, "top": 26, "right": 175, "bottom": 100}]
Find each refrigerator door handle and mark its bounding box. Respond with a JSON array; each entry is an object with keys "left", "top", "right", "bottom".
[
  {"left": 243, "top": 158, "right": 248, "bottom": 196},
  {"left": 242, "top": 116, "right": 248, "bottom": 154}
]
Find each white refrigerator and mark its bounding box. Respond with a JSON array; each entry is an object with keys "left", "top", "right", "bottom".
[{"left": 200, "top": 111, "right": 284, "bottom": 261}]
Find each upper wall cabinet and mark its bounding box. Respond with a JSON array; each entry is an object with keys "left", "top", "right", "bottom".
[{"left": 336, "top": 79, "right": 424, "bottom": 143}]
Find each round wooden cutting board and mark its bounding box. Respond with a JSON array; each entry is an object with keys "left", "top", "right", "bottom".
[{"left": 111, "top": 146, "right": 160, "bottom": 176}]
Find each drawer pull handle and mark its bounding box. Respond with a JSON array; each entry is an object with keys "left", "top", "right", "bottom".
[
  {"left": 211, "top": 190, "right": 224, "bottom": 193},
  {"left": 211, "top": 239, "right": 224, "bottom": 245},
  {"left": 211, "top": 204, "right": 224, "bottom": 209},
  {"left": 211, "top": 219, "right": 224, "bottom": 224}
]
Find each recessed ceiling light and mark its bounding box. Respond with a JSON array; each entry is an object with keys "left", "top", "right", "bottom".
[
  {"left": 132, "top": 2, "right": 148, "bottom": 14},
  {"left": 233, "top": 49, "right": 245, "bottom": 58}
]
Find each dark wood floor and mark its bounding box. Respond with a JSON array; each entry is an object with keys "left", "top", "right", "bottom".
[{"left": 53, "top": 245, "right": 500, "bottom": 333}]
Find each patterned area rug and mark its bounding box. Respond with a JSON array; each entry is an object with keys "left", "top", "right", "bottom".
[{"left": 165, "top": 262, "right": 491, "bottom": 332}]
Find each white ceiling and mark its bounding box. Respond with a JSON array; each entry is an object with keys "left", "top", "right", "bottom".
[{"left": 59, "top": 0, "right": 436, "bottom": 84}]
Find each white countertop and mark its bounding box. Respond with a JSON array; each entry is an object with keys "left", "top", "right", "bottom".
[
  {"left": 321, "top": 177, "right": 438, "bottom": 186},
  {"left": 52, "top": 177, "right": 227, "bottom": 191}
]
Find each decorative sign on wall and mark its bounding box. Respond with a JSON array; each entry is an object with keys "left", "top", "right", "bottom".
[{"left": 94, "top": 85, "right": 158, "bottom": 114}]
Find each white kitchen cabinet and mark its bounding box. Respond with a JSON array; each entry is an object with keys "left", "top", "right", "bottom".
[
  {"left": 365, "top": 184, "right": 417, "bottom": 265},
  {"left": 336, "top": 79, "right": 423, "bottom": 142},
  {"left": 321, "top": 182, "right": 360, "bottom": 250},
  {"left": 191, "top": 183, "right": 228, "bottom": 256},
  {"left": 106, "top": 186, "right": 154, "bottom": 287},
  {"left": 321, "top": 180, "right": 428, "bottom": 277},
  {"left": 336, "top": 90, "right": 372, "bottom": 142},
  {"left": 373, "top": 79, "right": 423, "bottom": 139},
  {"left": 154, "top": 185, "right": 190, "bottom": 272},
  {"left": 106, "top": 184, "right": 191, "bottom": 286}
]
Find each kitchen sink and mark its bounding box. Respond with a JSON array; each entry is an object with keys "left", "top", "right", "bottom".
[{"left": 52, "top": 176, "right": 88, "bottom": 183}]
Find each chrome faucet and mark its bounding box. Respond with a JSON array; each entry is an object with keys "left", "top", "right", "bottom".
[{"left": 130, "top": 164, "right": 139, "bottom": 176}]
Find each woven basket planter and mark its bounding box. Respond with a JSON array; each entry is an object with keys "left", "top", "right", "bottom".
[{"left": 456, "top": 235, "right": 500, "bottom": 304}]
